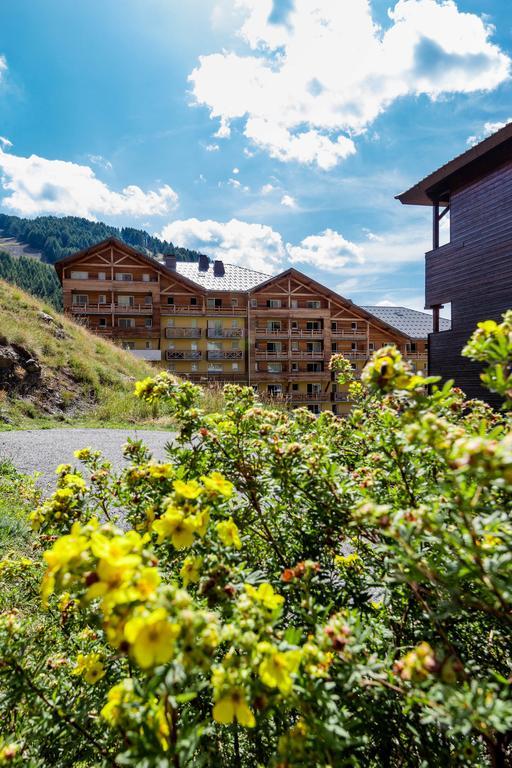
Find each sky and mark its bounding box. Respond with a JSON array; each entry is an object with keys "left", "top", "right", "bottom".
[{"left": 0, "top": 0, "right": 511, "bottom": 310}]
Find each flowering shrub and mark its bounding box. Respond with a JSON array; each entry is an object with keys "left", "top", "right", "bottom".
[{"left": 1, "top": 315, "right": 512, "bottom": 766}]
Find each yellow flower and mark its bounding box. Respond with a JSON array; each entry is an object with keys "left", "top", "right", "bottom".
[
  {"left": 134, "top": 566, "right": 161, "bottom": 599},
  {"left": 180, "top": 555, "right": 202, "bottom": 586},
  {"left": 258, "top": 647, "right": 301, "bottom": 695},
  {"left": 245, "top": 582, "right": 284, "bottom": 613},
  {"left": 55, "top": 463, "right": 72, "bottom": 475},
  {"left": 148, "top": 464, "right": 174, "bottom": 480},
  {"left": 62, "top": 473, "right": 87, "bottom": 491},
  {"left": 190, "top": 509, "right": 210, "bottom": 537},
  {"left": 200, "top": 472, "right": 234, "bottom": 498},
  {"left": 153, "top": 510, "right": 196, "bottom": 549},
  {"left": 213, "top": 690, "right": 256, "bottom": 728},
  {"left": 85, "top": 555, "right": 142, "bottom": 606},
  {"left": 173, "top": 479, "right": 203, "bottom": 500},
  {"left": 72, "top": 652, "right": 106, "bottom": 684},
  {"left": 334, "top": 553, "right": 362, "bottom": 570},
  {"left": 124, "top": 607, "right": 180, "bottom": 669},
  {"left": 216, "top": 518, "right": 242, "bottom": 549},
  {"left": 101, "top": 679, "right": 134, "bottom": 724},
  {"left": 73, "top": 447, "right": 93, "bottom": 461}
]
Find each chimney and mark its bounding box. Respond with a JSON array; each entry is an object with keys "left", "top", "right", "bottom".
[
  {"left": 213, "top": 259, "right": 225, "bottom": 277},
  {"left": 198, "top": 254, "right": 209, "bottom": 271},
  {"left": 165, "top": 254, "right": 176, "bottom": 271}
]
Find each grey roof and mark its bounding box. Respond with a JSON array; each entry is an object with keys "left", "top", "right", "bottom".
[
  {"left": 361, "top": 306, "right": 451, "bottom": 339},
  {"left": 172, "top": 261, "right": 270, "bottom": 292}
]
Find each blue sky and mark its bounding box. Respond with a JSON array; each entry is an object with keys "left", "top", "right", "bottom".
[{"left": 1, "top": 0, "right": 511, "bottom": 309}]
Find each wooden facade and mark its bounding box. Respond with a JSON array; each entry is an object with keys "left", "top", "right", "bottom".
[
  {"left": 56, "top": 238, "right": 429, "bottom": 414},
  {"left": 397, "top": 123, "right": 512, "bottom": 405}
]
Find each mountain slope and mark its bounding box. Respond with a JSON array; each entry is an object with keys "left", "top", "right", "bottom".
[
  {"left": 0, "top": 250, "right": 62, "bottom": 309},
  {"left": 0, "top": 213, "right": 205, "bottom": 265},
  {"left": 0, "top": 280, "right": 163, "bottom": 429}
]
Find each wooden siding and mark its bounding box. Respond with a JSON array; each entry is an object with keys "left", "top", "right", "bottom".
[{"left": 425, "top": 157, "right": 512, "bottom": 406}]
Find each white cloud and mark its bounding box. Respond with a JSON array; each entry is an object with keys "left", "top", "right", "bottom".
[
  {"left": 87, "top": 154, "right": 113, "bottom": 171},
  {"left": 228, "top": 177, "right": 242, "bottom": 188},
  {"left": 467, "top": 117, "right": 512, "bottom": 146},
  {"left": 190, "top": 0, "right": 510, "bottom": 168},
  {"left": 280, "top": 194, "right": 296, "bottom": 208},
  {"left": 232, "top": 167, "right": 240, "bottom": 174},
  {"left": 0, "top": 146, "right": 178, "bottom": 219},
  {"left": 205, "top": 143, "right": 220, "bottom": 151},
  {"left": 287, "top": 228, "right": 364, "bottom": 270},
  {"left": 260, "top": 183, "right": 275, "bottom": 195},
  {"left": 159, "top": 217, "right": 286, "bottom": 273},
  {"left": 0, "top": 136, "right": 12, "bottom": 149},
  {"left": 0, "top": 55, "right": 6, "bottom": 83}
]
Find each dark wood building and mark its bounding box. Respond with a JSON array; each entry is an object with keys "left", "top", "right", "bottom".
[{"left": 397, "top": 123, "right": 512, "bottom": 405}]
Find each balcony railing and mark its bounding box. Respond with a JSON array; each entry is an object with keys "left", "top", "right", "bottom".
[
  {"left": 333, "top": 393, "right": 354, "bottom": 402},
  {"left": 331, "top": 330, "right": 367, "bottom": 340},
  {"left": 404, "top": 352, "right": 428, "bottom": 360},
  {"left": 207, "top": 350, "right": 244, "bottom": 360},
  {"left": 165, "top": 327, "right": 201, "bottom": 338},
  {"left": 161, "top": 305, "right": 245, "bottom": 315},
  {"left": 290, "top": 350, "right": 324, "bottom": 359},
  {"left": 207, "top": 328, "right": 244, "bottom": 338},
  {"left": 166, "top": 350, "right": 202, "bottom": 360},
  {"left": 287, "top": 392, "right": 328, "bottom": 402},
  {"left": 255, "top": 350, "right": 289, "bottom": 360},
  {"left": 254, "top": 328, "right": 324, "bottom": 337},
  {"left": 71, "top": 303, "right": 153, "bottom": 315}
]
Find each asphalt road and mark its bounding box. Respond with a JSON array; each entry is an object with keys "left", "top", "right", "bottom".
[{"left": 0, "top": 428, "right": 176, "bottom": 491}]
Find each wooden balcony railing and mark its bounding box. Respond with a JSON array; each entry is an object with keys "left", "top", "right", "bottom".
[
  {"left": 255, "top": 328, "right": 324, "bottom": 337},
  {"left": 71, "top": 303, "right": 153, "bottom": 315},
  {"left": 287, "top": 392, "right": 329, "bottom": 402},
  {"left": 165, "top": 327, "right": 201, "bottom": 338},
  {"left": 331, "top": 330, "right": 367, "bottom": 340},
  {"left": 166, "top": 350, "right": 202, "bottom": 360},
  {"left": 161, "top": 305, "right": 245, "bottom": 315},
  {"left": 255, "top": 351, "right": 289, "bottom": 360},
  {"left": 207, "top": 328, "right": 244, "bottom": 338},
  {"left": 290, "top": 350, "right": 325, "bottom": 359},
  {"left": 207, "top": 350, "right": 244, "bottom": 360}
]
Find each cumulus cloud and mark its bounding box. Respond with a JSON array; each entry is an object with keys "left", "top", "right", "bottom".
[
  {"left": 261, "top": 183, "right": 275, "bottom": 195},
  {"left": 0, "top": 146, "right": 178, "bottom": 219},
  {"left": 467, "top": 117, "right": 512, "bottom": 146},
  {"left": 87, "top": 154, "right": 113, "bottom": 171},
  {"left": 190, "top": 0, "right": 510, "bottom": 169},
  {"left": 160, "top": 217, "right": 286, "bottom": 273},
  {"left": 287, "top": 229, "right": 364, "bottom": 270},
  {"left": 280, "top": 194, "right": 297, "bottom": 208},
  {"left": 205, "top": 143, "right": 220, "bottom": 151}
]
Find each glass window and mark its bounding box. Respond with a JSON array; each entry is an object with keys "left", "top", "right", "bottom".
[
  {"left": 118, "top": 295, "right": 134, "bottom": 307},
  {"left": 268, "top": 363, "right": 282, "bottom": 373},
  {"left": 231, "top": 340, "right": 240, "bottom": 350},
  {"left": 231, "top": 297, "right": 238, "bottom": 307},
  {"left": 291, "top": 299, "right": 298, "bottom": 309},
  {"left": 351, "top": 322, "right": 358, "bottom": 330},
  {"left": 267, "top": 299, "right": 281, "bottom": 309},
  {"left": 98, "top": 294, "right": 107, "bottom": 304},
  {"left": 142, "top": 274, "right": 150, "bottom": 282},
  {"left": 118, "top": 318, "right": 135, "bottom": 329},
  {"left": 331, "top": 321, "right": 337, "bottom": 331},
  {"left": 144, "top": 295, "right": 153, "bottom": 305},
  {"left": 144, "top": 318, "right": 153, "bottom": 328},
  {"left": 307, "top": 301, "right": 320, "bottom": 309},
  {"left": 268, "top": 320, "right": 281, "bottom": 332},
  {"left": 190, "top": 296, "right": 197, "bottom": 306},
  {"left": 167, "top": 296, "right": 174, "bottom": 305},
  {"left": 122, "top": 341, "right": 135, "bottom": 350},
  {"left": 145, "top": 341, "right": 152, "bottom": 349},
  {"left": 70, "top": 271, "right": 88, "bottom": 280},
  {"left": 191, "top": 362, "right": 198, "bottom": 372},
  {"left": 232, "top": 363, "right": 239, "bottom": 371},
  {"left": 98, "top": 318, "right": 107, "bottom": 328},
  {"left": 267, "top": 342, "right": 282, "bottom": 353},
  {"left": 331, "top": 342, "right": 337, "bottom": 352},
  {"left": 115, "top": 273, "right": 133, "bottom": 281},
  {"left": 98, "top": 272, "right": 106, "bottom": 281},
  {"left": 72, "top": 294, "right": 88, "bottom": 305}
]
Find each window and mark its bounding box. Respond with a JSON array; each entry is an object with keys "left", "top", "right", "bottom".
[
  {"left": 291, "top": 299, "right": 298, "bottom": 309},
  {"left": 208, "top": 363, "right": 224, "bottom": 373},
  {"left": 98, "top": 272, "right": 106, "bottom": 281},
  {"left": 167, "top": 362, "right": 176, "bottom": 372},
  {"left": 267, "top": 299, "right": 281, "bottom": 309},
  {"left": 308, "top": 404, "right": 320, "bottom": 415},
  {"left": 307, "top": 300, "right": 321, "bottom": 309},
  {"left": 70, "top": 271, "right": 88, "bottom": 280},
  {"left": 167, "top": 319, "right": 175, "bottom": 327},
  {"left": 98, "top": 318, "right": 107, "bottom": 328},
  {"left": 351, "top": 322, "right": 358, "bottom": 330},
  {"left": 144, "top": 295, "right": 153, "bottom": 305},
  {"left": 331, "top": 342, "right": 337, "bottom": 353},
  {"left": 268, "top": 363, "right": 282, "bottom": 373},
  {"left": 207, "top": 298, "right": 222, "bottom": 309},
  {"left": 250, "top": 298, "right": 257, "bottom": 308},
  {"left": 144, "top": 318, "right": 153, "bottom": 328},
  {"left": 115, "top": 273, "right": 133, "bottom": 281},
  {"left": 369, "top": 342, "right": 375, "bottom": 351},
  {"left": 291, "top": 341, "right": 299, "bottom": 351},
  {"left": 231, "top": 340, "right": 240, "bottom": 350},
  {"left": 231, "top": 297, "right": 238, "bottom": 307},
  {"left": 167, "top": 296, "right": 174, "bottom": 305},
  {"left": 307, "top": 363, "right": 323, "bottom": 372},
  {"left": 267, "top": 342, "right": 282, "bottom": 353},
  {"left": 292, "top": 383, "right": 299, "bottom": 391},
  {"left": 268, "top": 321, "right": 281, "bottom": 332},
  {"left": 145, "top": 341, "right": 152, "bottom": 349},
  {"left": 308, "top": 383, "right": 321, "bottom": 395},
  {"left": 291, "top": 321, "right": 298, "bottom": 330},
  {"left": 268, "top": 384, "right": 282, "bottom": 396},
  {"left": 307, "top": 342, "right": 322, "bottom": 352},
  {"left": 331, "top": 321, "right": 337, "bottom": 331},
  {"left": 307, "top": 321, "right": 321, "bottom": 330},
  {"left": 142, "top": 274, "right": 150, "bottom": 282},
  {"left": 122, "top": 342, "right": 135, "bottom": 350},
  {"left": 351, "top": 342, "right": 357, "bottom": 350},
  {"left": 118, "top": 318, "right": 135, "bottom": 329},
  {"left": 98, "top": 295, "right": 107, "bottom": 304},
  {"left": 231, "top": 319, "right": 239, "bottom": 328},
  {"left": 190, "top": 297, "right": 197, "bottom": 306},
  {"left": 232, "top": 363, "right": 239, "bottom": 371},
  {"left": 291, "top": 362, "right": 299, "bottom": 372},
  {"left": 191, "top": 363, "right": 198, "bottom": 372},
  {"left": 72, "top": 294, "right": 88, "bottom": 305},
  {"left": 118, "top": 296, "right": 134, "bottom": 307}
]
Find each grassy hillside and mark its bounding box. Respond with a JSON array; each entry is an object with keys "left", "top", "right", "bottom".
[
  {"left": 0, "top": 279, "right": 172, "bottom": 429},
  {"left": 0, "top": 250, "right": 62, "bottom": 309}
]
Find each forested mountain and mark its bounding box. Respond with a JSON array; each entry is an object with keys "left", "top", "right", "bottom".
[
  {"left": 0, "top": 214, "right": 204, "bottom": 265},
  {"left": 0, "top": 251, "right": 62, "bottom": 309}
]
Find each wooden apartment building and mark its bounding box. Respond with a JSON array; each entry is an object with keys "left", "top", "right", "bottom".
[
  {"left": 397, "top": 122, "right": 512, "bottom": 405},
  {"left": 55, "top": 238, "right": 435, "bottom": 414}
]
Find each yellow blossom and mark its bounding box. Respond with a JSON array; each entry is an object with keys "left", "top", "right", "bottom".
[
  {"left": 153, "top": 509, "right": 197, "bottom": 549},
  {"left": 245, "top": 582, "right": 284, "bottom": 613},
  {"left": 101, "top": 679, "right": 134, "bottom": 724},
  {"left": 334, "top": 553, "right": 362, "bottom": 570},
  {"left": 55, "top": 463, "right": 72, "bottom": 475},
  {"left": 180, "top": 555, "right": 202, "bottom": 586},
  {"left": 73, "top": 448, "right": 93, "bottom": 461},
  {"left": 124, "top": 607, "right": 180, "bottom": 669},
  {"left": 191, "top": 509, "right": 210, "bottom": 537},
  {"left": 258, "top": 646, "right": 301, "bottom": 695},
  {"left": 216, "top": 518, "right": 242, "bottom": 549},
  {"left": 72, "top": 652, "right": 106, "bottom": 684},
  {"left": 173, "top": 479, "right": 203, "bottom": 500},
  {"left": 200, "top": 472, "right": 234, "bottom": 498},
  {"left": 213, "top": 689, "right": 256, "bottom": 728},
  {"left": 148, "top": 464, "right": 174, "bottom": 480}
]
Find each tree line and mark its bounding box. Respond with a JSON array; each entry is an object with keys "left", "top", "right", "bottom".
[{"left": 0, "top": 250, "right": 62, "bottom": 309}]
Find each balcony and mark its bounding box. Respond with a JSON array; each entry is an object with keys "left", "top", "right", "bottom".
[
  {"left": 254, "top": 327, "right": 324, "bottom": 338},
  {"left": 290, "top": 350, "right": 325, "bottom": 360},
  {"left": 331, "top": 330, "right": 367, "bottom": 340},
  {"left": 207, "top": 350, "right": 244, "bottom": 360},
  {"left": 71, "top": 302, "right": 153, "bottom": 315},
  {"left": 255, "top": 350, "right": 289, "bottom": 360},
  {"left": 207, "top": 328, "right": 244, "bottom": 338},
  {"left": 165, "top": 327, "right": 201, "bottom": 339},
  {"left": 166, "top": 350, "right": 202, "bottom": 361},
  {"left": 288, "top": 392, "right": 329, "bottom": 402},
  {"left": 333, "top": 393, "right": 354, "bottom": 402},
  {"left": 161, "top": 305, "right": 245, "bottom": 315}
]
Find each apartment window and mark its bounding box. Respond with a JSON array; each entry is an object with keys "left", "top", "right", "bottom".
[
  {"left": 208, "top": 363, "right": 224, "bottom": 373},
  {"left": 307, "top": 363, "right": 323, "bottom": 372},
  {"left": 190, "top": 297, "right": 197, "bottom": 306},
  {"left": 118, "top": 296, "right": 134, "bottom": 307},
  {"left": 231, "top": 319, "right": 239, "bottom": 328},
  {"left": 98, "top": 318, "right": 107, "bottom": 328},
  {"left": 308, "top": 404, "right": 320, "bottom": 415},
  {"left": 115, "top": 273, "right": 133, "bottom": 281},
  {"left": 72, "top": 294, "right": 88, "bottom": 305},
  {"left": 268, "top": 321, "right": 281, "bottom": 332},
  {"left": 167, "top": 296, "right": 174, "bottom": 305},
  {"left": 144, "top": 318, "right": 153, "bottom": 329},
  {"left": 408, "top": 342, "right": 417, "bottom": 353},
  {"left": 351, "top": 342, "right": 357, "bottom": 350},
  {"left": 207, "top": 298, "right": 222, "bottom": 309},
  {"left": 268, "top": 363, "right": 283, "bottom": 373},
  {"left": 70, "top": 271, "right": 88, "bottom": 280},
  {"left": 142, "top": 273, "right": 150, "bottom": 282},
  {"left": 268, "top": 384, "right": 282, "bottom": 396},
  {"left": 118, "top": 318, "right": 135, "bottom": 329},
  {"left": 191, "top": 363, "right": 198, "bottom": 372},
  {"left": 98, "top": 272, "right": 106, "bottom": 281},
  {"left": 250, "top": 298, "right": 257, "bottom": 308},
  {"left": 231, "top": 340, "right": 240, "bottom": 350},
  {"left": 308, "top": 383, "right": 322, "bottom": 395},
  {"left": 267, "top": 299, "right": 281, "bottom": 309},
  {"left": 331, "top": 342, "right": 337, "bottom": 352},
  {"left": 167, "top": 319, "right": 175, "bottom": 327},
  {"left": 291, "top": 321, "right": 298, "bottom": 331},
  {"left": 351, "top": 322, "right": 358, "bottom": 330},
  {"left": 231, "top": 297, "right": 238, "bottom": 307},
  {"left": 291, "top": 299, "right": 298, "bottom": 309},
  {"left": 232, "top": 363, "right": 239, "bottom": 371},
  {"left": 307, "top": 321, "right": 320, "bottom": 330},
  {"left": 167, "top": 363, "right": 176, "bottom": 372},
  {"left": 331, "top": 321, "right": 337, "bottom": 331},
  {"left": 122, "top": 342, "right": 135, "bottom": 350},
  {"left": 369, "top": 342, "right": 375, "bottom": 351},
  {"left": 307, "top": 342, "right": 322, "bottom": 352},
  {"left": 98, "top": 294, "right": 107, "bottom": 304},
  {"left": 291, "top": 362, "right": 299, "bottom": 372},
  {"left": 291, "top": 341, "right": 299, "bottom": 352},
  {"left": 144, "top": 295, "right": 153, "bottom": 305},
  {"left": 145, "top": 341, "right": 152, "bottom": 349},
  {"left": 267, "top": 342, "right": 282, "bottom": 353},
  {"left": 292, "top": 383, "right": 299, "bottom": 391},
  {"left": 208, "top": 341, "right": 222, "bottom": 351},
  {"left": 307, "top": 300, "right": 321, "bottom": 309}
]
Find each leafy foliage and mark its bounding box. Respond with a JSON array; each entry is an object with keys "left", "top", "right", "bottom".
[
  {"left": 1, "top": 315, "right": 512, "bottom": 767},
  {"left": 0, "top": 213, "right": 207, "bottom": 265},
  {"left": 0, "top": 250, "right": 62, "bottom": 309}
]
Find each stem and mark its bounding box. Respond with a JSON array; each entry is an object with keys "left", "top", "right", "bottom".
[{"left": 233, "top": 720, "right": 241, "bottom": 768}]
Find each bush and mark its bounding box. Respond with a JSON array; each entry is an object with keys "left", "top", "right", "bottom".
[{"left": 0, "top": 313, "right": 511, "bottom": 767}]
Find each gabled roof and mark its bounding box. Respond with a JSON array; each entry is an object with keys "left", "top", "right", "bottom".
[
  {"left": 361, "top": 306, "right": 450, "bottom": 339},
  {"left": 174, "top": 262, "right": 269, "bottom": 292},
  {"left": 396, "top": 121, "right": 512, "bottom": 206}
]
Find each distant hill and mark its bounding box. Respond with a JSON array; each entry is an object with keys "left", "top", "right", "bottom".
[
  {"left": 0, "top": 250, "right": 62, "bottom": 310},
  {"left": 0, "top": 213, "right": 204, "bottom": 265}
]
